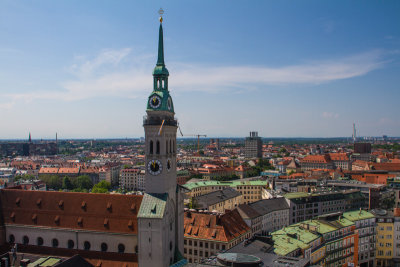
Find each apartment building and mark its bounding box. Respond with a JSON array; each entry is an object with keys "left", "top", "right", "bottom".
[
  {"left": 237, "top": 197, "right": 290, "bottom": 234},
  {"left": 183, "top": 210, "right": 251, "bottom": 264},
  {"left": 249, "top": 197, "right": 290, "bottom": 233},
  {"left": 372, "top": 209, "right": 395, "bottom": 267},
  {"left": 119, "top": 168, "right": 145, "bottom": 191},
  {"left": 329, "top": 153, "right": 351, "bottom": 170},
  {"left": 343, "top": 210, "right": 376, "bottom": 267},
  {"left": 193, "top": 187, "right": 242, "bottom": 213},
  {"left": 285, "top": 190, "right": 366, "bottom": 224},
  {"left": 236, "top": 204, "right": 262, "bottom": 233},
  {"left": 99, "top": 164, "right": 120, "bottom": 186},
  {"left": 272, "top": 211, "right": 370, "bottom": 267},
  {"left": 183, "top": 180, "right": 269, "bottom": 204},
  {"left": 244, "top": 131, "right": 262, "bottom": 159},
  {"left": 300, "top": 154, "right": 334, "bottom": 171},
  {"left": 394, "top": 210, "right": 400, "bottom": 265}
]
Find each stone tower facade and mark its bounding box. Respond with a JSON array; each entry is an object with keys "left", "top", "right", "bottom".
[{"left": 137, "top": 15, "right": 184, "bottom": 267}]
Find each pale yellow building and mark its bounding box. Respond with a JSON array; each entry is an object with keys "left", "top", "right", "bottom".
[
  {"left": 372, "top": 210, "right": 395, "bottom": 267},
  {"left": 184, "top": 180, "right": 269, "bottom": 205},
  {"left": 193, "top": 187, "right": 243, "bottom": 213}
]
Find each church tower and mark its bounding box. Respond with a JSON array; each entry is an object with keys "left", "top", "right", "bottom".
[{"left": 138, "top": 10, "right": 184, "bottom": 267}]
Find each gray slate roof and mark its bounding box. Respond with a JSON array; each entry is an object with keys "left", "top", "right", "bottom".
[
  {"left": 237, "top": 204, "right": 261, "bottom": 219},
  {"left": 194, "top": 187, "right": 241, "bottom": 209},
  {"left": 248, "top": 197, "right": 289, "bottom": 215}
]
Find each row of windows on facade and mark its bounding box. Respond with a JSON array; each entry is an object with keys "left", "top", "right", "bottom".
[
  {"left": 184, "top": 239, "right": 226, "bottom": 250},
  {"left": 8, "top": 234, "right": 132, "bottom": 253},
  {"left": 149, "top": 140, "right": 175, "bottom": 155}
]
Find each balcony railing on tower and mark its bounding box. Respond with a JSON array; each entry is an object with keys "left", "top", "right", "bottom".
[{"left": 143, "top": 115, "right": 178, "bottom": 127}]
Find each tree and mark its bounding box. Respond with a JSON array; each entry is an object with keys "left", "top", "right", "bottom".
[
  {"left": 73, "top": 175, "right": 93, "bottom": 190},
  {"left": 40, "top": 175, "right": 62, "bottom": 190},
  {"left": 14, "top": 174, "right": 35, "bottom": 182},
  {"left": 92, "top": 180, "right": 111, "bottom": 194},
  {"left": 62, "top": 176, "right": 73, "bottom": 190}
]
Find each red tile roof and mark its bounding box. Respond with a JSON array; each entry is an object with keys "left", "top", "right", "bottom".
[
  {"left": 58, "top": 167, "right": 80, "bottom": 174},
  {"left": 39, "top": 167, "right": 59, "bottom": 174},
  {"left": 300, "top": 154, "right": 331, "bottom": 164},
  {"left": 0, "top": 189, "right": 142, "bottom": 234},
  {"left": 369, "top": 163, "right": 400, "bottom": 172},
  {"left": 184, "top": 210, "right": 250, "bottom": 243},
  {"left": 328, "top": 153, "right": 349, "bottom": 161}
]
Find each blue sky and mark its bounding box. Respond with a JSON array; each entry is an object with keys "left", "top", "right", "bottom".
[{"left": 0, "top": 0, "right": 399, "bottom": 139}]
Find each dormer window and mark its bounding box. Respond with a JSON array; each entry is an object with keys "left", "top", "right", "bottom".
[
  {"left": 128, "top": 220, "right": 133, "bottom": 229},
  {"left": 10, "top": 212, "right": 15, "bottom": 221},
  {"left": 131, "top": 203, "right": 137, "bottom": 213}
]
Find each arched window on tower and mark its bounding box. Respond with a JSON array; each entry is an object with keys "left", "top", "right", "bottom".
[
  {"left": 173, "top": 140, "right": 175, "bottom": 153},
  {"left": 159, "top": 79, "right": 162, "bottom": 90},
  {"left": 166, "top": 140, "right": 168, "bottom": 154},
  {"left": 149, "top": 140, "right": 153, "bottom": 154},
  {"left": 170, "top": 140, "right": 172, "bottom": 153},
  {"left": 156, "top": 141, "right": 160, "bottom": 154}
]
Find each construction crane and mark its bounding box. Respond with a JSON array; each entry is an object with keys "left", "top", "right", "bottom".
[{"left": 178, "top": 126, "right": 206, "bottom": 154}]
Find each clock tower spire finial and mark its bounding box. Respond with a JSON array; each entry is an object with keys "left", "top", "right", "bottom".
[{"left": 157, "top": 8, "right": 165, "bottom": 66}]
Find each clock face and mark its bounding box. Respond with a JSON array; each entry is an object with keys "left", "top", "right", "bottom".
[
  {"left": 167, "top": 97, "right": 172, "bottom": 111},
  {"left": 167, "top": 159, "right": 171, "bottom": 171},
  {"left": 147, "top": 159, "right": 162, "bottom": 175},
  {"left": 149, "top": 95, "right": 161, "bottom": 109}
]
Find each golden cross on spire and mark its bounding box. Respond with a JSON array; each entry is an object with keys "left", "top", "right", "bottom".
[{"left": 158, "top": 8, "right": 164, "bottom": 23}]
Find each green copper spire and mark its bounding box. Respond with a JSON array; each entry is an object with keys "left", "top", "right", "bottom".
[
  {"left": 153, "top": 10, "right": 169, "bottom": 76},
  {"left": 147, "top": 9, "right": 174, "bottom": 113},
  {"left": 157, "top": 23, "right": 164, "bottom": 66}
]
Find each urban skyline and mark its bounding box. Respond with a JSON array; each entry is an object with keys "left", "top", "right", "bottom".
[{"left": 1, "top": 1, "right": 399, "bottom": 139}]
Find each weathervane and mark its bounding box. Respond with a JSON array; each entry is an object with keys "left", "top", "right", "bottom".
[{"left": 158, "top": 8, "right": 164, "bottom": 23}]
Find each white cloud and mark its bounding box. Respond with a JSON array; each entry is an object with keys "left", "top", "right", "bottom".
[
  {"left": 322, "top": 112, "right": 339, "bottom": 119},
  {"left": 70, "top": 48, "right": 132, "bottom": 77},
  {"left": 0, "top": 101, "right": 15, "bottom": 110},
  {"left": 0, "top": 49, "right": 386, "bottom": 108}
]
